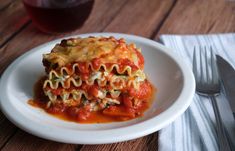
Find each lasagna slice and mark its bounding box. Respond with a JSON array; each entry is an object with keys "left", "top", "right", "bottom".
[{"left": 41, "top": 36, "right": 153, "bottom": 122}]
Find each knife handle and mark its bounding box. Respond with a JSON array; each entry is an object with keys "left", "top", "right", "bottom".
[{"left": 211, "top": 96, "right": 231, "bottom": 151}]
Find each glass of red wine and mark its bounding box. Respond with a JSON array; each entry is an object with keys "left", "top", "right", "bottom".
[{"left": 23, "top": 0, "right": 94, "bottom": 34}]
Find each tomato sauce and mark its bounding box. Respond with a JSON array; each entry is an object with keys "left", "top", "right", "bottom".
[
  {"left": 28, "top": 76, "right": 155, "bottom": 123},
  {"left": 118, "top": 58, "right": 139, "bottom": 72}
]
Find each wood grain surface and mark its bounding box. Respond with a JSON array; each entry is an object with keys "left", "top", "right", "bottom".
[
  {"left": 0, "top": 0, "right": 30, "bottom": 47},
  {"left": 0, "top": 0, "right": 234, "bottom": 150},
  {"left": 158, "top": 0, "right": 235, "bottom": 35}
]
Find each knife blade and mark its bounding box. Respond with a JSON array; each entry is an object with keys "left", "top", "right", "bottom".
[{"left": 216, "top": 55, "right": 235, "bottom": 117}]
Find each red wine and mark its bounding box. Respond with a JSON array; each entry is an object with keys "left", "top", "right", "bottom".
[{"left": 23, "top": 0, "right": 94, "bottom": 33}]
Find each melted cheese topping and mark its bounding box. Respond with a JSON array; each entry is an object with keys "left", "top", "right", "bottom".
[{"left": 43, "top": 36, "right": 141, "bottom": 68}]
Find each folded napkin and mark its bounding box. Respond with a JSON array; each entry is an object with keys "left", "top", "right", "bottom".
[{"left": 158, "top": 34, "right": 235, "bottom": 151}]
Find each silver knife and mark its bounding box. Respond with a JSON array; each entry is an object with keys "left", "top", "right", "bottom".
[{"left": 216, "top": 55, "right": 235, "bottom": 118}]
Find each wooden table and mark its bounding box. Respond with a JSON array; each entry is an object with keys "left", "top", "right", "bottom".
[{"left": 1, "top": 0, "right": 235, "bottom": 150}]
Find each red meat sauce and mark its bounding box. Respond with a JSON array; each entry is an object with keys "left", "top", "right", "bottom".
[{"left": 28, "top": 76, "right": 155, "bottom": 123}]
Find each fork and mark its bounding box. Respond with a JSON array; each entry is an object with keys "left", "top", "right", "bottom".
[{"left": 192, "top": 46, "right": 231, "bottom": 151}]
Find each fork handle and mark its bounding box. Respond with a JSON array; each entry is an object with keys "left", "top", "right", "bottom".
[{"left": 210, "top": 96, "right": 231, "bottom": 151}]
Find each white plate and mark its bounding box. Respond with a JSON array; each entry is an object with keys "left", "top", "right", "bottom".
[{"left": 0, "top": 33, "right": 195, "bottom": 144}]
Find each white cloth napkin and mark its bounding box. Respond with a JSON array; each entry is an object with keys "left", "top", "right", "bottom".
[{"left": 158, "top": 33, "right": 235, "bottom": 151}]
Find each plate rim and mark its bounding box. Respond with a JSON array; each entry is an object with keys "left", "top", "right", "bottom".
[{"left": 0, "top": 32, "right": 195, "bottom": 144}]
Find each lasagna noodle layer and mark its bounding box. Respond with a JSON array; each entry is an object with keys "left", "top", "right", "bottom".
[
  {"left": 43, "top": 63, "right": 146, "bottom": 89},
  {"left": 44, "top": 86, "right": 122, "bottom": 103}
]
